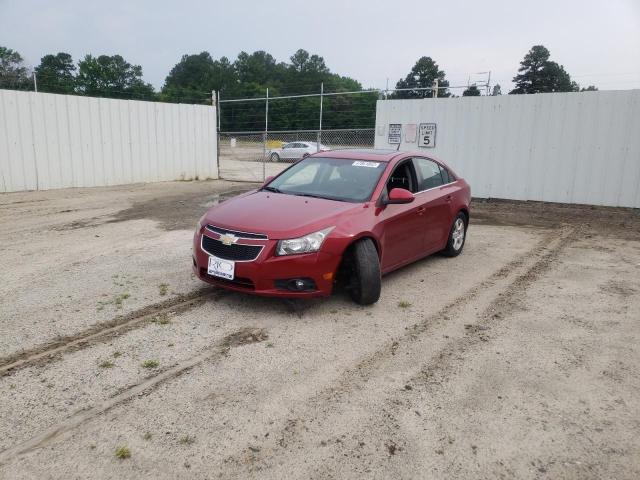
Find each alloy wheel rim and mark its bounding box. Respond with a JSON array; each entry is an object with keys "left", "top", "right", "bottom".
[{"left": 452, "top": 218, "right": 465, "bottom": 250}]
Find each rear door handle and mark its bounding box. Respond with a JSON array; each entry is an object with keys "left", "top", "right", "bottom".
[
  {"left": 416, "top": 207, "right": 425, "bottom": 215},
  {"left": 445, "top": 194, "right": 452, "bottom": 202}
]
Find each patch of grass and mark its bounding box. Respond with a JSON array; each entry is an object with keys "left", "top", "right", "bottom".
[
  {"left": 114, "top": 293, "right": 130, "bottom": 309},
  {"left": 398, "top": 300, "right": 412, "bottom": 309},
  {"left": 265, "top": 342, "right": 274, "bottom": 348},
  {"left": 179, "top": 435, "right": 195, "bottom": 445},
  {"left": 98, "top": 360, "right": 114, "bottom": 369},
  {"left": 115, "top": 445, "right": 131, "bottom": 459},
  {"left": 112, "top": 351, "right": 122, "bottom": 358},
  {"left": 143, "top": 432, "right": 152, "bottom": 441},
  {"left": 152, "top": 312, "right": 171, "bottom": 325},
  {"left": 97, "top": 291, "right": 131, "bottom": 311},
  {"left": 158, "top": 283, "right": 169, "bottom": 296},
  {"left": 141, "top": 360, "right": 159, "bottom": 369},
  {"left": 167, "top": 343, "right": 175, "bottom": 347}
]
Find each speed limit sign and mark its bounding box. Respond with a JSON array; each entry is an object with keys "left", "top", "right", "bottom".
[{"left": 418, "top": 123, "right": 437, "bottom": 148}]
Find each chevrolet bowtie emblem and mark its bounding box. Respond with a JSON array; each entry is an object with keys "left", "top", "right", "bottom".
[{"left": 219, "top": 233, "right": 239, "bottom": 246}]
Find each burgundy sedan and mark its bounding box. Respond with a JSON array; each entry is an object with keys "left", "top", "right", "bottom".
[{"left": 193, "top": 149, "right": 470, "bottom": 304}]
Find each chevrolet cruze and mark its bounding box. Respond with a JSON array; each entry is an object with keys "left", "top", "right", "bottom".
[{"left": 193, "top": 149, "right": 471, "bottom": 304}]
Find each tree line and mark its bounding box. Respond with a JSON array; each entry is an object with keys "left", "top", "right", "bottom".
[{"left": 0, "top": 45, "right": 597, "bottom": 131}]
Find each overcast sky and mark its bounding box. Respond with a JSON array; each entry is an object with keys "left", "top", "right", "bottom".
[{"left": 1, "top": 0, "right": 639, "bottom": 95}]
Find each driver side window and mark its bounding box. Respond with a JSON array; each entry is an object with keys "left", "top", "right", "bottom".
[{"left": 386, "top": 161, "right": 417, "bottom": 193}]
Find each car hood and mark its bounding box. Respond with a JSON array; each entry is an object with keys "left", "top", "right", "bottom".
[{"left": 203, "top": 190, "right": 361, "bottom": 239}]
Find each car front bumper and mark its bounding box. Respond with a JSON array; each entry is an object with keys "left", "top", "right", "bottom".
[{"left": 192, "top": 232, "right": 341, "bottom": 298}]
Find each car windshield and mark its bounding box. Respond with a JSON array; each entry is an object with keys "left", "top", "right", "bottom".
[{"left": 263, "top": 157, "right": 386, "bottom": 202}]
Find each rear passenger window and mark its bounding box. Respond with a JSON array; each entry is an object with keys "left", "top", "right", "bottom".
[
  {"left": 439, "top": 166, "right": 451, "bottom": 184},
  {"left": 413, "top": 158, "right": 444, "bottom": 191}
]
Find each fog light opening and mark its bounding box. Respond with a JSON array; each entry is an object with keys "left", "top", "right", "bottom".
[{"left": 275, "top": 278, "right": 317, "bottom": 292}]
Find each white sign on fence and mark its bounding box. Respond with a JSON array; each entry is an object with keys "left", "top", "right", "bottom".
[
  {"left": 388, "top": 124, "right": 401, "bottom": 144},
  {"left": 418, "top": 123, "right": 437, "bottom": 148},
  {"left": 405, "top": 123, "right": 417, "bottom": 143}
]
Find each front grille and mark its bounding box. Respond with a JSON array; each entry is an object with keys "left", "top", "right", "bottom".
[
  {"left": 205, "top": 225, "right": 268, "bottom": 240},
  {"left": 200, "top": 269, "right": 255, "bottom": 289},
  {"left": 201, "top": 235, "right": 263, "bottom": 261}
]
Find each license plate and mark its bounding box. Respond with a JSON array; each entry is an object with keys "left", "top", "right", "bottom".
[{"left": 207, "top": 255, "right": 235, "bottom": 280}]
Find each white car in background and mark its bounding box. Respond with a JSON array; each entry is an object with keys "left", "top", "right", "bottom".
[{"left": 267, "top": 141, "right": 328, "bottom": 162}]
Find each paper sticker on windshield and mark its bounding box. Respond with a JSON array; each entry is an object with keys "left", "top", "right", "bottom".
[{"left": 352, "top": 161, "right": 380, "bottom": 168}]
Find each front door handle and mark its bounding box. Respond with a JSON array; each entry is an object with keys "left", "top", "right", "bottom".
[
  {"left": 445, "top": 194, "right": 452, "bottom": 202},
  {"left": 416, "top": 207, "right": 425, "bottom": 215}
]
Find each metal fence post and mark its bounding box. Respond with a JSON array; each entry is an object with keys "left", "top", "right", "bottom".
[
  {"left": 318, "top": 82, "right": 323, "bottom": 152},
  {"left": 213, "top": 90, "right": 220, "bottom": 178},
  {"left": 263, "top": 87, "right": 269, "bottom": 182}
]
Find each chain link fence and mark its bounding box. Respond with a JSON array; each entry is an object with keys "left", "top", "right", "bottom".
[{"left": 218, "top": 128, "right": 375, "bottom": 182}]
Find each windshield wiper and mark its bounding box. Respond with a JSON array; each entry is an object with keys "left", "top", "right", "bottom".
[
  {"left": 291, "top": 192, "right": 347, "bottom": 202},
  {"left": 261, "top": 186, "right": 282, "bottom": 193}
]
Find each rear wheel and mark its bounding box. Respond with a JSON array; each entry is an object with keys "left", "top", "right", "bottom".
[
  {"left": 269, "top": 153, "right": 280, "bottom": 163},
  {"left": 348, "top": 238, "right": 381, "bottom": 305},
  {"left": 442, "top": 212, "right": 467, "bottom": 257}
]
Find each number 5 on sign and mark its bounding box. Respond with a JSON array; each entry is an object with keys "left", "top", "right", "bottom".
[{"left": 419, "top": 123, "right": 437, "bottom": 148}]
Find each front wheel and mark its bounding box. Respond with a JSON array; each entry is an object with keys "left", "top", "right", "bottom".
[
  {"left": 442, "top": 212, "right": 467, "bottom": 257},
  {"left": 348, "top": 238, "right": 381, "bottom": 305},
  {"left": 269, "top": 153, "right": 280, "bottom": 163}
]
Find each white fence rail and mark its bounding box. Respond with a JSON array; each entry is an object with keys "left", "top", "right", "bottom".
[
  {"left": 375, "top": 90, "right": 640, "bottom": 208},
  {"left": 0, "top": 90, "right": 218, "bottom": 193}
]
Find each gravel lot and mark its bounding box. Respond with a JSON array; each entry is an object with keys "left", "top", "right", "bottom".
[{"left": 1, "top": 180, "right": 639, "bottom": 479}]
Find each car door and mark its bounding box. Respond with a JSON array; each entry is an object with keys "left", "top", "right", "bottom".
[
  {"left": 281, "top": 143, "right": 296, "bottom": 160},
  {"left": 412, "top": 157, "right": 454, "bottom": 252},
  {"left": 378, "top": 160, "right": 426, "bottom": 272},
  {"left": 290, "top": 142, "right": 306, "bottom": 159}
]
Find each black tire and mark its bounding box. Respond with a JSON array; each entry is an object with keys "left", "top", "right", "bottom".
[
  {"left": 269, "top": 153, "right": 280, "bottom": 163},
  {"left": 349, "top": 238, "right": 381, "bottom": 305},
  {"left": 442, "top": 212, "right": 468, "bottom": 257}
]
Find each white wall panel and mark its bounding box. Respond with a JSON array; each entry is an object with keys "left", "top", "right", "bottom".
[
  {"left": 375, "top": 90, "right": 640, "bottom": 208},
  {"left": 0, "top": 90, "right": 218, "bottom": 192}
]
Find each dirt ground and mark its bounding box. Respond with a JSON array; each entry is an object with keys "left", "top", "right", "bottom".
[{"left": 1, "top": 180, "right": 639, "bottom": 479}]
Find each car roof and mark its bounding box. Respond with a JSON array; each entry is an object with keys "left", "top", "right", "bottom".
[{"left": 313, "top": 148, "right": 407, "bottom": 162}]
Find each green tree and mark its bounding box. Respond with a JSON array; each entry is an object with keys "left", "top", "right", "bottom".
[
  {"left": 462, "top": 85, "right": 481, "bottom": 96},
  {"left": 161, "top": 52, "right": 236, "bottom": 103},
  {"left": 34, "top": 53, "right": 76, "bottom": 94},
  {"left": 162, "top": 48, "right": 376, "bottom": 130},
  {"left": 394, "top": 57, "right": 450, "bottom": 98},
  {"left": 492, "top": 84, "right": 502, "bottom": 96},
  {"left": 75, "top": 54, "right": 155, "bottom": 100},
  {"left": 581, "top": 85, "right": 598, "bottom": 91},
  {"left": 510, "top": 45, "right": 578, "bottom": 94},
  {"left": 0, "top": 46, "right": 31, "bottom": 90}
]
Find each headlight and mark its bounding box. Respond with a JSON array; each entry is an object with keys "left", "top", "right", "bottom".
[{"left": 276, "top": 227, "right": 334, "bottom": 256}]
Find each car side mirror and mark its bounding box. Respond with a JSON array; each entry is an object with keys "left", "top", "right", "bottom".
[
  {"left": 263, "top": 175, "right": 275, "bottom": 185},
  {"left": 386, "top": 188, "right": 415, "bottom": 204}
]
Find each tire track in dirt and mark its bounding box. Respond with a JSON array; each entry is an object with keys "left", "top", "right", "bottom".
[
  {"left": 0, "top": 287, "right": 226, "bottom": 377},
  {"left": 345, "top": 225, "right": 576, "bottom": 471},
  {"left": 218, "top": 227, "right": 574, "bottom": 473},
  {"left": 0, "top": 327, "right": 268, "bottom": 464}
]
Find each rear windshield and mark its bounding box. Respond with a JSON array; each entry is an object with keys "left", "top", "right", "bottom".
[{"left": 264, "top": 157, "right": 386, "bottom": 202}]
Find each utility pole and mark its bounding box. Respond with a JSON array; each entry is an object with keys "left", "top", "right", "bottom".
[
  {"left": 433, "top": 79, "right": 439, "bottom": 98},
  {"left": 33, "top": 72, "right": 38, "bottom": 93}
]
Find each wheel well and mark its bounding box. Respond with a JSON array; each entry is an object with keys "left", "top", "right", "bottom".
[
  {"left": 459, "top": 208, "right": 469, "bottom": 225},
  {"left": 335, "top": 236, "right": 381, "bottom": 284}
]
